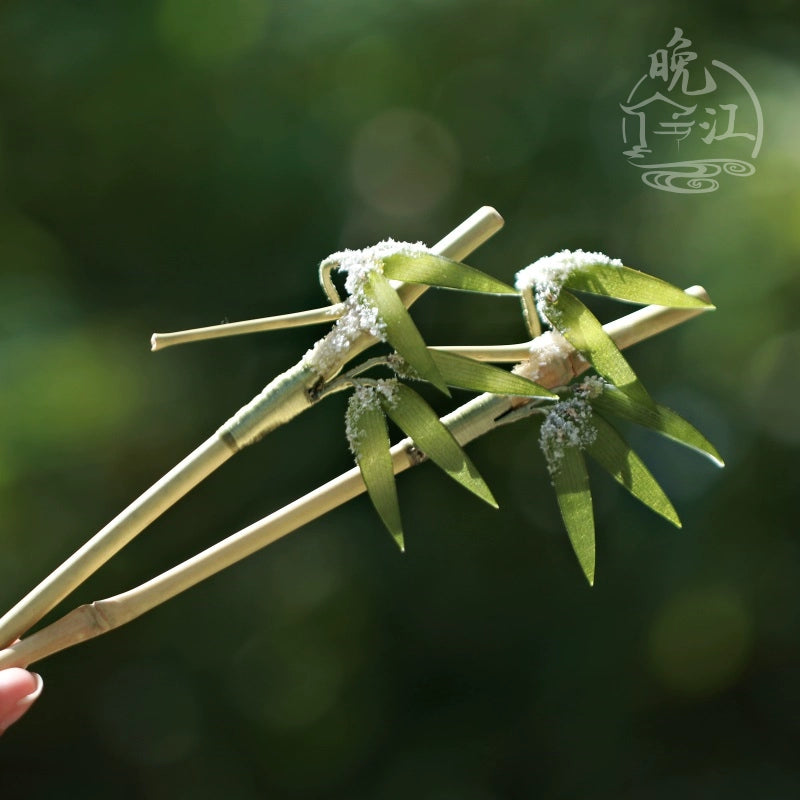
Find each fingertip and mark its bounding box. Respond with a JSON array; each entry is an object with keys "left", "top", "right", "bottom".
[
  {"left": 0, "top": 669, "right": 43, "bottom": 734},
  {"left": 0, "top": 668, "right": 39, "bottom": 698}
]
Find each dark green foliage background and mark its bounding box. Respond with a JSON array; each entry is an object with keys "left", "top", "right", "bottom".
[{"left": 1, "top": 1, "right": 798, "bottom": 797}]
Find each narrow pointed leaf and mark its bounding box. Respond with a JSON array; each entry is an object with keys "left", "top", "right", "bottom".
[
  {"left": 365, "top": 270, "right": 449, "bottom": 396},
  {"left": 587, "top": 413, "right": 681, "bottom": 527},
  {"left": 552, "top": 448, "right": 595, "bottom": 585},
  {"left": 563, "top": 264, "right": 714, "bottom": 309},
  {"left": 429, "top": 350, "right": 557, "bottom": 398},
  {"left": 591, "top": 386, "right": 724, "bottom": 466},
  {"left": 382, "top": 252, "right": 516, "bottom": 295},
  {"left": 380, "top": 383, "right": 498, "bottom": 508},
  {"left": 348, "top": 400, "right": 404, "bottom": 550},
  {"left": 552, "top": 290, "right": 652, "bottom": 405}
]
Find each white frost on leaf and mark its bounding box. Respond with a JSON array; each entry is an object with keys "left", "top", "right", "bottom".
[
  {"left": 303, "top": 296, "right": 383, "bottom": 376},
  {"left": 322, "top": 239, "right": 431, "bottom": 298},
  {"left": 573, "top": 374, "right": 605, "bottom": 399},
  {"left": 344, "top": 380, "right": 398, "bottom": 456},
  {"left": 515, "top": 249, "right": 622, "bottom": 326},
  {"left": 539, "top": 383, "right": 602, "bottom": 475},
  {"left": 373, "top": 378, "right": 399, "bottom": 407},
  {"left": 386, "top": 352, "right": 420, "bottom": 381},
  {"left": 303, "top": 240, "right": 431, "bottom": 376}
]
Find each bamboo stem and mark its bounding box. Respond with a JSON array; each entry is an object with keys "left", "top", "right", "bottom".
[
  {"left": 0, "top": 435, "right": 235, "bottom": 650},
  {"left": 149, "top": 206, "right": 506, "bottom": 352},
  {"left": 430, "top": 287, "right": 711, "bottom": 364},
  {"left": 603, "top": 285, "right": 711, "bottom": 349},
  {"left": 431, "top": 343, "right": 533, "bottom": 362},
  {"left": 0, "top": 287, "right": 711, "bottom": 670},
  {"left": 151, "top": 306, "right": 345, "bottom": 352},
  {"left": 0, "top": 208, "right": 503, "bottom": 649}
]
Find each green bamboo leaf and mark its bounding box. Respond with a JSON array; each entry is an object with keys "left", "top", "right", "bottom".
[
  {"left": 365, "top": 270, "right": 449, "bottom": 396},
  {"left": 429, "top": 350, "right": 557, "bottom": 398},
  {"left": 587, "top": 413, "right": 681, "bottom": 527},
  {"left": 591, "top": 386, "right": 724, "bottom": 466},
  {"left": 380, "top": 383, "right": 498, "bottom": 508},
  {"left": 563, "top": 264, "right": 714, "bottom": 308},
  {"left": 346, "top": 396, "right": 404, "bottom": 550},
  {"left": 552, "top": 290, "right": 652, "bottom": 406},
  {"left": 382, "top": 252, "right": 516, "bottom": 295},
  {"left": 552, "top": 447, "right": 595, "bottom": 585}
]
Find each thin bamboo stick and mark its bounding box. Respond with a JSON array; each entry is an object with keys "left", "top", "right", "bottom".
[
  {"left": 431, "top": 343, "right": 533, "bottom": 362},
  {"left": 0, "top": 207, "right": 504, "bottom": 649},
  {"left": 603, "top": 285, "right": 711, "bottom": 349},
  {"left": 150, "top": 306, "right": 346, "bottom": 352},
  {"left": 149, "top": 205, "right": 507, "bottom": 352},
  {"left": 0, "top": 287, "right": 712, "bottom": 670},
  {"left": 430, "top": 286, "right": 711, "bottom": 363}
]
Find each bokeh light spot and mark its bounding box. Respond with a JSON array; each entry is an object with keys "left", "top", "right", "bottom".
[
  {"left": 648, "top": 585, "right": 754, "bottom": 697},
  {"left": 350, "top": 108, "right": 460, "bottom": 218}
]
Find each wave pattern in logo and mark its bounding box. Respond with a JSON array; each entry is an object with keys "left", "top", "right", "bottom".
[{"left": 631, "top": 159, "right": 755, "bottom": 194}]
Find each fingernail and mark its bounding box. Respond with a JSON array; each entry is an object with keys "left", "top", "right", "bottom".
[
  {"left": 16, "top": 673, "right": 44, "bottom": 710},
  {"left": 0, "top": 673, "right": 43, "bottom": 734}
]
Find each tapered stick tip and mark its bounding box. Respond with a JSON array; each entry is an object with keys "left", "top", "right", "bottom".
[{"left": 478, "top": 206, "right": 504, "bottom": 227}]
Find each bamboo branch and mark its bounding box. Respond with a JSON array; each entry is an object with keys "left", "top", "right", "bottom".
[
  {"left": 431, "top": 343, "right": 533, "bottom": 362},
  {"left": 0, "top": 287, "right": 712, "bottom": 670},
  {"left": 0, "top": 207, "right": 504, "bottom": 649},
  {"left": 150, "top": 206, "right": 507, "bottom": 352},
  {"left": 150, "top": 306, "right": 345, "bottom": 352},
  {"left": 602, "top": 285, "right": 711, "bottom": 350},
  {"left": 429, "top": 286, "right": 710, "bottom": 363}
]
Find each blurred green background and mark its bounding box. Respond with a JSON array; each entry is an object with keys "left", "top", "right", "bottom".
[{"left": 1, "top": 0, "right": 799, "bottom": 797}]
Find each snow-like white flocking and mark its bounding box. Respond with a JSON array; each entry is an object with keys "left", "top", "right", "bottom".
[
  {"left": 514, "top": 249, "right": 622, "bottom": 325},
  {"left": 303, "top": 240, "right": 431, "bottom": 376},
  {"left": 539, "top": 375, "right": 605, "bottom": 475},
  {"left": 344, "top": 379, "right": 399, "bottom": 454}
]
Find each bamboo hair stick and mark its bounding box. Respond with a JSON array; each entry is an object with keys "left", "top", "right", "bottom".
[
  {"left": 0, "top": 207, "right": 504, "bottom": 649},
  {"left": 0, "top": 286, "right": 711, "bottom": 670}
]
